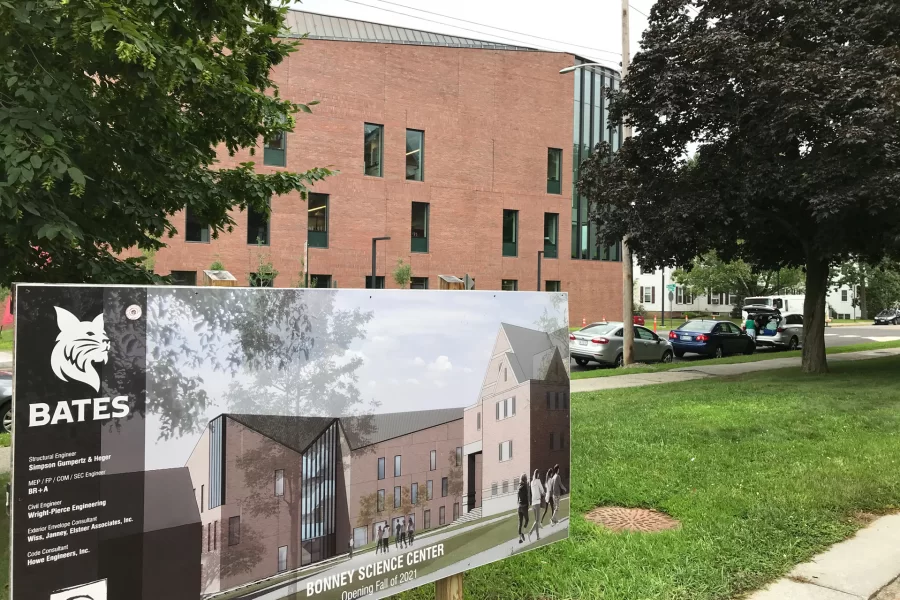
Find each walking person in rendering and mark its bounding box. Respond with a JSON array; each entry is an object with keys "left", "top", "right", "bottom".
[
  {"left": 549, "top": 464, "right": 567, "bottom": 525},
  {"left": 376, "top": 526, "right": 383, "bottom": 554},
  {"left": 517, "top": 473, "right": 530, "bottom": 543},
  {"left": 398, "top": 518, "right": 407, "bottom": 548},
  {"left": 406, "top": 518, "right": 415, "bottom": 546},
  {"left": 528, "top": 469, "right": 545, "bottom": 540},
  {"left": 382, "top": 523, "right": 390, "bottom": 552},
  {"left": 541, "top": 467, "right": 555, "bottom": 525},
  {"left": 349, "top": 536, "right": 354, "bottom": 559}
]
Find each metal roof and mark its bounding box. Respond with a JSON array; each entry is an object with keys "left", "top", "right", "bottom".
[
  {"left": 284, "top": 10, "right": 539, "bottom": 52},
  {"left": 500, "top": 323, "right": 568, "bottom": 382}
]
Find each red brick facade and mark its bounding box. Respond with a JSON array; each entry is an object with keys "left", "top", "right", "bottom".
[{"left": 150, "top": 37, "right": 623, "bottom": 323}]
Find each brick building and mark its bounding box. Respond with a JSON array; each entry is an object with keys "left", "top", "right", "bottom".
[{"left": 151, "top": 9, "right": 624, "bottom": 323}]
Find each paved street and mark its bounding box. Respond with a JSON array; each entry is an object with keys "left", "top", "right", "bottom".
[{"left": 571, "top": 324, "right": 900, "bottom": 372}]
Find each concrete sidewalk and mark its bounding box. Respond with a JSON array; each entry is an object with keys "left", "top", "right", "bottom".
[
  {"left": 750, "top": 514, "right": 900, "bottom": 600},
  {"left": 572, "top": 347, "right": 900, "bottom": 393}
]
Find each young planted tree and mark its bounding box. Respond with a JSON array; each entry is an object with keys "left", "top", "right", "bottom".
[
  {"left": 1, "top": 0, "right": 330, "bottom": 287},
  {"left": 579, "top": 0, "right": 900, "bottom": 373},
  {"left": 672, "top": 252, "right": 805, "bottom": 305},
  {"left": 392, "top": 258, "right": 412, "bottom": 289}
]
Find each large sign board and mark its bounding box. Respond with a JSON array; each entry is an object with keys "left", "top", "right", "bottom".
[{"left": 11, "top": 285, "right": 570, "bottom": 600}]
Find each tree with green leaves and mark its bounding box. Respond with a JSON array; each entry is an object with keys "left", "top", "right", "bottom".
[
  {"left": 835, "top": 259, "right": 900, "bottom": 319},
  {"left": 579, "top": 0, "right": 900, "bottom": 373},
  {"left": 1, "top": 0, "right": 329, "bottom": 287},
  {"left": 672, "top": 252, "right": 805, "bottom": 306},
  {"left": 392, "top": 258, "right": 411, "bottom": 289}
]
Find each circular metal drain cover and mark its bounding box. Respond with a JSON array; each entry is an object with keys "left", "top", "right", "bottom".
[{"left": 586, "top": 506, "right": 680, "bottom": 533}]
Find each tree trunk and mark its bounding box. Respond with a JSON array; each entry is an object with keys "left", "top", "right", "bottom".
[{"left": 801, "top": 256, "right": 829, "bottom": 374}]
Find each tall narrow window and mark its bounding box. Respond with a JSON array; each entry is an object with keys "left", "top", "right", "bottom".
[
  {"left": 426, "top": 480, "right": 433, "bottom": 501},
  {"left": 424, "top": 510, "right": 431, "bottom": 529},
  {"left": 277, "top": 546, "right": 288, "bottom": 572},
  {"left": 406, "top": 129, "right": 424, "bottom": 181},
  {"left": 377, "top": 489, "right": 385, "bottom": 512},
  {"left": 456, "top": 447, "right": 462, "bottom": 467},
  {"left": 274, "top": 470, "right": 284, "bottom": 497},
  {"left": 308, "top": 193, "right": 328, "bottom": 248},
  {"left": 429, "top": 450, "right": 436, "bottom": 471},
  {"left": 411, "top": 202, "right": 429, "bottom": 253},
  {"left": 228, "top": 516, "right": 240, "bottom": 546},
  {"left": 214, "top": 520, "right": 218, "bottom": 550},
  {"left": 441, "top": 477, "right": 448, "bottom": 497},
  {"left": 364, "top": 123, "right": 384, "bottom": 177},
  {"left": 264, "top": 130, "right": 286, "bottom": 167},
  {"left": 377, "top": 457, "right": 385, "bottom": 480},
  {"left": 502, "top": 210, "right": 518, "bottom": 257},
  {"left": 501, "top": 280, "right": 518, "bottom": 292},
  {"left": 439, "top": 506, "right": 445, "bottom": 526},
  {"left": 185, "top": 208, "right": 209, "bottom": 243},
  {"left": 247, "top": 199, "right": 270, "bottom": 245},
  {"left": 453, "top": 503, "right": 460, "bottom": 522},
  {"left": 476, "top": 412, "right": 481, "bottom": 430},
  {"left": 394, "top": 486, "right": 402, "bottom": 509},
  {"left": 411, "top": 482, "right": 419, "bottom": 505},
  {"left": 547, "top": 148, "right": 562, "bottom": 194},
  {"left": 544, "top": 213, "right": 559, "bottom": 259},
  {"left": 200, "top": 485, "right": 204, "bottom": 512},
  {"left": 394, "top": 455, "right": 402, "bottom": 477}
]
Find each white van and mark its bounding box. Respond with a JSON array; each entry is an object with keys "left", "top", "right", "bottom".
[{"left": 741, "top": 295, "right": 805, "bottom": 320}]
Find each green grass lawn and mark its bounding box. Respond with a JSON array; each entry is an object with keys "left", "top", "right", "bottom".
[
  {"left": 0, "top": 330, "right": 11, "bottom": 352},
  {"left": 397, "top": 356, "right": 900, "bottom": 600},
  {"left": 571, "top": 339, "right": 900, "bottom": 380}
]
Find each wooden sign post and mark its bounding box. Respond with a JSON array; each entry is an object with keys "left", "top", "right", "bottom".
[{"left": 435, "top": 573, "right": 463, "bottom": 600}]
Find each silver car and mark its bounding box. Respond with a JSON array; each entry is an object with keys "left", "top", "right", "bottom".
[
  {"left": 745, "top": 306, "right": 803, "bottom": 350},
  {"left": 570, "top": 322, "right": 675, "bottom": 367}
]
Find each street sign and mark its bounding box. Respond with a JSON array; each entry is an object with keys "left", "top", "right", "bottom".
[
  {"left": 464, "top": 274, "right": 475, "bottom": 290},
  {"left": 11, "top": 285, "right": 570, "bottom": 600},
  {"left": 666, "top": 283, "right": 676, "bottom": 292},
  {"left": 669, "top": 291, "right": 675, "bottom": 302}
]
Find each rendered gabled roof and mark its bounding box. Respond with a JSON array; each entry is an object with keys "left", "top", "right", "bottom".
[
  {"left": 225, "top": 408, "right": 463, "bottom": 454},
  {"left": 284, "top": 10, "right": 539, "bottom": 52}
]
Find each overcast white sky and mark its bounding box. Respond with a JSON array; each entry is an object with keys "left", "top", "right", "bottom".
[{"left": 290, "top": 0, "right": 651, "bottom": 66}]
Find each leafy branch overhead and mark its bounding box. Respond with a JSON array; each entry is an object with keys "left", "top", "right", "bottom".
[{"left": 0, "top": 0, "right": 331, "bottom": 287}]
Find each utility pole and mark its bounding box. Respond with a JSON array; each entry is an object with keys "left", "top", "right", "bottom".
[{"left": 620, "top": 0, "right": 635, "bottom": 366}]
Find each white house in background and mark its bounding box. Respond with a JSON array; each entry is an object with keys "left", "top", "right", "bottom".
[{"left": 634, "top": 259, "right": 860, "bottom": 320}]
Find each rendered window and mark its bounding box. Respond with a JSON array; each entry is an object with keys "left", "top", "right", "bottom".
[
  {"left": 441, "top": 477, "right": 448, "bottom": 497},
  {"left": 544, "top": 213, "right": 559, "bottom": 258},
  {"left": 476, "top": 412, "right": 481, "bottom": 430},
  {"left": 439, "top": 506, "right": 445, "bottom": 526},
  {"left": 411, "top": 482, "right": 418, "bottom": 505},
  {"left": 394, "top": 486, "right": 401, "bottom": 509},
  {"left": 499, "top": 440, "right": 513, "bottom": 462},
  {"left": 394, "top": 455, "right": 402, "bottom": 477},
  {"left": 427, "top": 480, "right": 433, "bottom": 501},
  {"left": 424, "top": 510, "right": 431, "bottom": 529},
  {"left": 200, "top": 485, "right": 204, "bottom": 512},
  {"left": 406, "top": 129, "right": 424, "bottom": 181},
  {"left": 308, "top": 193, "right": 328, "bottom": 248},
  {"left": 247, "top": 199, "right": 270, "bottom": 245},
  {"left": 275, "top": 470, "right": 284, "bottom": 497},
  {"left": 185, "top": 208, "right": 209, "bottom": 243},
  {"left": 377, "top": 457, "right": 385, "bottom": 480},
  {"left": 228, "top": 516, "right": 240, "bottom": 546},
  {"left": 491, "top": 482, "right": 498, "bottom": 496},
  {"left": 364, "top": 123, "right": 384, "bottom": 177},
  {"left": 430, "top": 450, "right": 436, "bottom": 471},
  {"left": 453, "top": 503, "right": 459, "bottom": 521},
  {"left": 502, "top": 210, "right": 518, "bottom": 257},
  {"left": 502, "top": 480, "right": 509, "bottom": 494},
  {"left": 547, "top": 148, "right": 562, "bottom": 194},
  {"left": 456, "top": 447, "right": 462, "bottom": 467},
  {"left": 411, "top": 202, "right": 429, "bottom": 253},
  {"left": 377, "top": 489, "right": 385, "bottom": 512},
  {"left": 277, "top": 546, "right": 288, "bottom": 573},
  {"left": 495, "top": 396, "right": 516, "bottom": 420}
]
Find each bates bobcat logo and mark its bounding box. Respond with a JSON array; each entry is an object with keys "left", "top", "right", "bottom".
[{"left": 50, "top": 307, "right": 110, "bottom": 392}]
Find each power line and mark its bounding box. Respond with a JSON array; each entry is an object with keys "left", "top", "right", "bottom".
[
  {"left": 629, "top": 4, "right": 650, "bottom": 18},
  {"left": 337, "top": 0, "right": 624, "bottom": 59},
  {"left": 362, "top": 0, "right": 623, "bottom": 57}
]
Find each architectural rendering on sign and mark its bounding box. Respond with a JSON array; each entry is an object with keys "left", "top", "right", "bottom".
[{"left": 142, "top": 9, "right": 625, "bottom": 323}]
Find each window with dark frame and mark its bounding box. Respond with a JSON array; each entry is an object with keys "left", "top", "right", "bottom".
[
  {"left": 308, "top": 193, "right": 328, "bottom": 248},
  {"left": 394, "top": 455, "right": 402, "bottom": 477},
  {"left": 247, "top": 199, "right": 270, "bottom": 246},
  {"left": 502, "top": 209, "right": 518, "bottom": 257},
  {"left": 365, "top": 276, "right": 385, "bottom": 289},
  {"left": 544, "top": 213, "right": 559, "bottom": 258},
  {"left": 185, "top": 207, "right": 210, "bottom": 243},
  {"left": 410, "top": 277, "right": 429, "bottom": 290},
  {"left": 424, "top": 509, "right": 431, "bottom": 529},
  {"left": 426, "top": 480, "right": 433, "bottom": 501},
  {"left": 170, "top": 271, "right": 197, "bottom": 286},
  {"left": 377, "top": 457, "right": 385, "bottom": 480},
  {"left": 547, "top": 148, "right": 562, "bottom": 194},
  {"left": 501, "top": 279, "right": 518, "bottom": 292},
  {"left": 546, "top": 281, "right": 561, "bottom": 292},
  {"left": 411, "top": 202, "right": 429, "bottom": 253},
  {"left": 264, "top": 129, "right": 286, "bottom": 167},
  {"left": 439, "top": 505, "right": 445, "bottom": 526},
  {"left": 429, "top": 450, "right": 436, "bottom": 471},
  {"left": 406, "top": 129, "right": 424, "bottom": 181},
  {"left": 394, "top": 486, "right": 401, "bottom": 509},
  {"left": 364, "top": 123, "right": 384, "bottom": 177},
  {"left": 277, "top": 546, "right": 288, "bottom": 573},
  {"left": 310, "top": 274, "right": 332, "bottom": 289},
  {"left": 441, "top": 477, "right": 448, "bottom": 497},
  {"left": 228, "top": 516, "right": 240, "bottom": 546},
  {"left": 411, "top": 482, "right": 418, "bottom": 505}
]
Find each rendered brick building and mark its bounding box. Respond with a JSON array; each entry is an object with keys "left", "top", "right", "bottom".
[{"left": 148, "top": 10, "right": 625, "bottom": 324}]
